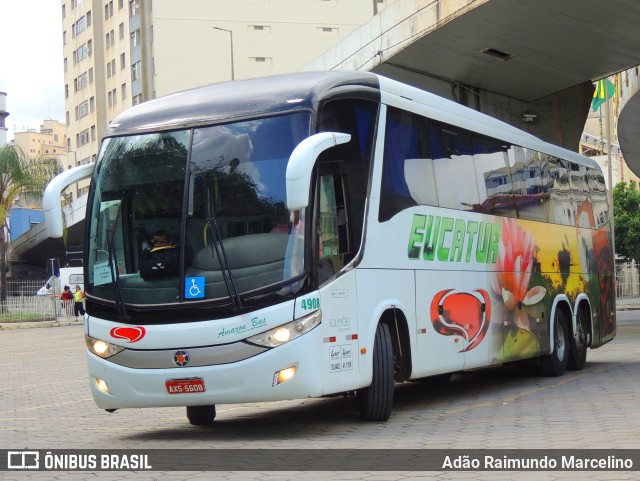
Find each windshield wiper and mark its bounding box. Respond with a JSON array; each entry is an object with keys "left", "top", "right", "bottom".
[
  {"left": 206, "top": 217, "right": 243, "bottom": 309},
  {"left": 105, "top": 207, "right": 130, "bottom": 321}
]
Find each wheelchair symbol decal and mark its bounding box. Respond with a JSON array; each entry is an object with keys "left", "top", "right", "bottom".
[{"left": 185, "top": 277, "right": 205, "bottom": 299}]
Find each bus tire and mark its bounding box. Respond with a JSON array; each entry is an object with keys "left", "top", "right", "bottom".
[
  {"left": 186, "top": 404, "right": 216, "bottom": 426},
  {"left": 568, "top": 307, "right": 588, "bottom": 371},
  {"left": 539, "top": 309, "right": 569, "bottom": 377},
  {"left": 358, "top": 323, "right": 394, "bottom": 421}
]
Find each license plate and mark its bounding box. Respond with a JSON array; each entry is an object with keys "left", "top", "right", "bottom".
[{"left": 166, "top": 378, "right": 205, "bottom": 394}]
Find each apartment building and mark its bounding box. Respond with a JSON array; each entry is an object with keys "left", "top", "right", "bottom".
[
  {"left": 61, "top": 0, "right": 394, "bottom": 199},
  {"left": 12, "top": 119, "right": 69, "bottom": 205},
  {"left": 13, "top": 119, "right": 68, "bottom": 162}
]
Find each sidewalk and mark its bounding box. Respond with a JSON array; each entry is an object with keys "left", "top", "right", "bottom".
[
  {"left": 616, "top": 297, "right": 640, "bottom": 310},
  {"left": 0, "top": 316, "right": 84, "bottom": 330}
]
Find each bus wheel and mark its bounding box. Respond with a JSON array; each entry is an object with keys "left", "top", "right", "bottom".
[
  {"left": 358, "top": 323, "right": 394, "bottom": 421},
  {"left": 186, "top": 404, "right": 216, "bottom": 426},
  {"left": 568, "top": 307, "right": 588, "bottom": 371},
  {"left": 539, "top": 309, "right": 569, "bottom": 377}
]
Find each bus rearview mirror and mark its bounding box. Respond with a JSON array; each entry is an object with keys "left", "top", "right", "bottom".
[
  {"left": 286, "top": 132, "right": 351, "bottom": 210},
  {"left": 43, "top": 163, "right": 95, "bottom": 238}
]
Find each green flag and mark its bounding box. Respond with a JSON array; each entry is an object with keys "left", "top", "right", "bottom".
[{"left": 592, "top": 79, "right": 615, "bottom": 111}]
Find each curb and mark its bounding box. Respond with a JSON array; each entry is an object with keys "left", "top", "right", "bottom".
[{"left": 0, "top": 319, "right": 84, "bottom": 330}]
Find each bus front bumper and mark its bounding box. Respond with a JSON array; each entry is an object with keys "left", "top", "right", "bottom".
[{"left": 86, "top": 328, "right": 324, "bottom": 410}]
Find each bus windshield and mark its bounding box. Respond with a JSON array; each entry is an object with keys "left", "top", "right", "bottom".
[{"left": 87, "top": 112, "right": 311, "bottom": 306}]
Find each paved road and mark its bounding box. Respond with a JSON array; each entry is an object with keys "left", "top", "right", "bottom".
[{"left": 1, "top": 311, "right": 640, "bottom": 480}]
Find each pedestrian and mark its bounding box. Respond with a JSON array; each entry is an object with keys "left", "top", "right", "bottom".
[
  {"left": 73, "top": 285, "right": 85, "bottom": 320},
  {"left": 60, "top": 285, "right": 72, "bottom": 318}
]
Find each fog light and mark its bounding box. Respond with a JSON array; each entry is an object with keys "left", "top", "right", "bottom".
[
  {"left": 273, "top": 366, "right": 296, "bottom": 386},
  {"left": 94, "top": 377, "right": 110, "bottom": 394}
]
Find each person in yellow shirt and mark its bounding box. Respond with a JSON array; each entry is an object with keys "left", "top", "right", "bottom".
[{"left": 73, "top": 285, "right": 85, "bottom": 320}]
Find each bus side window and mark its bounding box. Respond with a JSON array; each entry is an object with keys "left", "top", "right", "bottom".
[
  {"left": 317, "top": 98, "right": 377, "bottom": 262},
  {"left": 512, "top": 147, "right": 549, "bottom": 223},
  {"left": 429, "top": 122, "right": 479, "bottom": 211},
  {"left": 379, "top": 107, "right": 430, "bottom": 221},
  {"left": 472, "top": 134, "right": 515, "bottom": 217},
  {"left": 316, "top": 169, "right": 349, "bottom": 283}
]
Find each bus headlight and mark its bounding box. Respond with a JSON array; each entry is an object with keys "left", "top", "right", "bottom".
[
  {"left": 85, "top": 335, "right": 125, "bottom": 359},
  {"left": 247, "top": 310, "right": 321, "bottom": 348}
]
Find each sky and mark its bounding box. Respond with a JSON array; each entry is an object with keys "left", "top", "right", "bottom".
[{"left": 0, "top": 0, "right": 65, "bottom": 140}]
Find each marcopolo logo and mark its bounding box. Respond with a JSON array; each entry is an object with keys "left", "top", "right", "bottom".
[{"left": 173, "top": 350, "right": 190, "bottom": 367}]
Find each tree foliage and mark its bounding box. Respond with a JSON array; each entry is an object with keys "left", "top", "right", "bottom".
[
  {"left": 613, "top": 181, "right": 640, "bottom": 261},
  {"left": 0, "top": 143, "right": 59, "bottom": 303}
]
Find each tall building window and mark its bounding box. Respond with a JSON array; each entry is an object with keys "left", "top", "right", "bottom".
[
  {"left": 72, "top": 16, "right": 86, "bottom": 37},
  {"left": 76, "top": 100, "right": 89, "bottom": 119},
  {"left": 119, "top": 22, "right": 124, "bottom": 39},
  {"left": 90, "top": 96, "right": 95, "bottom": 112},
  {"left": 122, "top": 83, "right": 127, "bottom": 100},
  {"left": 105, "top": 1, "right": 114, "bottom": 19},
  {"left": 120, "top": 52, "right": 126, "bottom": 69},
  {"left": 78, "top": 128, "right": 90, "bottom": 147},
  {"left": 129, "top": 0, "right": 140, "bottom": 17},
  {"left": 89, "top": 68, "right": 94, "bottom": 83},
  {"left": 87, "top": 10, "right": 92, "bottom": 26},
  {"left": 131, "top": 61, "right": 142, "bottom": 81},
  {"left": 130, "top": 29, "right": 140, "bottom": 49},
  {"left": 77, "top": 71, "right": 88, "bottom": 91},
  {"left": 73, "top": 44, "right": 88, "bottom": 64}
]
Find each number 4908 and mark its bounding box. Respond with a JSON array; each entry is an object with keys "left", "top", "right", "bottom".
[{"left": 301, "top": 298, "right": 320, "bottom": 310}]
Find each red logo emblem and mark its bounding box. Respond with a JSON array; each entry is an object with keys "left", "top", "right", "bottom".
[
  {"left": 110, "top": 326, "right": 146, "bottom": 343},
  {"left": 430, "top": 289, "right": 491, "bottom": 352}
]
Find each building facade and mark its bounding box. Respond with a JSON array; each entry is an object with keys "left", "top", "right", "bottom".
[
  {"left": 61, "top": 0, "right": 394, "bottom": 194},
  {"left": 580, "top": 71, "right": 640, "bottom": 189}
]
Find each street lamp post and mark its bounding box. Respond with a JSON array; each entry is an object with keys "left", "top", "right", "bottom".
[{"left": 213, "top": 26, "right": 234, "bottom": 80}]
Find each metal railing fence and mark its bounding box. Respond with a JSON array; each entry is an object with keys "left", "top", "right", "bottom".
[{"left": 0, "top": 279, "right": 83, "bottom": 323}]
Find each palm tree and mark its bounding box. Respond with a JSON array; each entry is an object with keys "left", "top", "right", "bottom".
[{"left": 0, "top": 143, "right": 59, "bottom": 306}]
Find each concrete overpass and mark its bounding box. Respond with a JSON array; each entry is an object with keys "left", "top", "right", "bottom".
[
  {"left": 304, "top": 0, "right": 640, "bottom": 164},
  {"left": 13, "top": 0, "right": 640, "bottom": 270},
  {"left": 11, "top": 195, "right": 87, "bottom": 272}
]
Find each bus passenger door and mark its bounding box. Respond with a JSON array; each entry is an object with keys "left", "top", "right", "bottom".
[{"left": 318, "top": 272, "right": 360, "bottom": 395}]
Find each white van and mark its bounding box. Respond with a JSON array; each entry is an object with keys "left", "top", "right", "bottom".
[{"left": 36, "top": 267, "right": 84, "bottom": 296}]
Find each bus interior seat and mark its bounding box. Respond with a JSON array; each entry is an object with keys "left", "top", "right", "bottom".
[{"left": 185, "top": 233, "right": 290, "bottom": 298}]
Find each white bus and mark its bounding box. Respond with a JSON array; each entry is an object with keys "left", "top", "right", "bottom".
[{"left": 44, "top": 71, "right": 615, "bottom": 424}]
